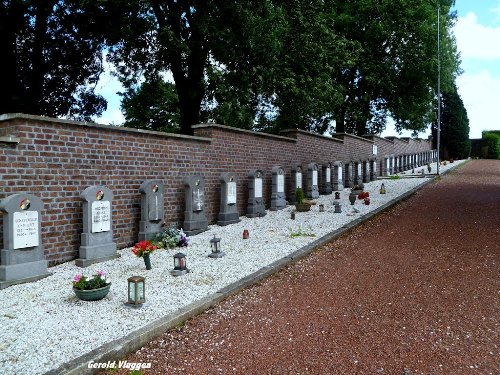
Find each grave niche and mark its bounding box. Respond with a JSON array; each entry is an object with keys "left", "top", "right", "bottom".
[
  {"left": 138, "top": 180, "right": 164, "bottom": 241},
  {"left": 76, "top": 186, "right": 119, "bottom": 267},
  {"left": 270, "top": 166, "right": 286, "bottom": 211},
  {"left": 218, "top": 173, "right": 241, "bottom": 226},
  {"left": 247, "top": 169, "right": 266, "bottom": 218},
  {"left": 321, "top": 162, "right": 333, "bottom": 195},
  {"left": 344, "top": 161, "right": 353, "bottom": 188},
  {"left": 353, "top": 160, "right": 362, "bottom": 186},
  {"left": 0, "top": 193, "right": 51, "bottom": 289},
  {"left": 306, "top": 163, "right": 319, "bottom": 199},
  {"left": 183, "top": 176, "right": 208, "bottom": 236},
  {"left": 290, "top": 165, "right": 303, "bottom": 204},
  {"left": 333, "top": 161, "right": 344, "bottom": 191}
]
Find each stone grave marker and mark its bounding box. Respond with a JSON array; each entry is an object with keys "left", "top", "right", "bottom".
[
  {"left": 306, "top": 163, "right": 319, "bottom": 199},
  {"left": 0, "top": 193, "right": 51, "bottom": 289},
  {"left": 362, "top": 160, "right": 370, "bottom": 183},
  {"left": 76, "top": 186, "right": 119, "bottom": 267},
  {"left": 353, "top": 160, "right": 362, "bottom": 186},
  {"left": 218, "top": 173, "right": 240, "bottom": 226},
  {"left": 247, "top": 169, "right": 266, "bottom": 218},
  {"left": 138, "top": 180, "right": 164, "bottom": 241},
  {"left": 183, "top": 176, "right": 208, "bottom": 236},
  {"left": 270, "top": 166, "right": 286, "bottom": 211},
  {"left": 290, "top": 165, "right": 303, "bottom": 204},
  {"left": 333, "top": 161, "right": 344, "bottom": 191},
  {"left": 344, "top": 161, "right": 353, "bottom": 188},
  {"left": 385, "top": 157, "right": 390, "bottom": 176},
  {"left": 370, "top": 158, "right": 377, "bottom": 181},
  {"left": 321, "top": 162, "right": 333, "bottom": 195}
]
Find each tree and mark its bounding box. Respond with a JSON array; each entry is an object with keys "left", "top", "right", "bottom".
[
  {"left": 0, "top": 0, "right": 110, "bottom": 120},
  {"left": 432, "top": 85, "right": 470, "bottom": 159}
]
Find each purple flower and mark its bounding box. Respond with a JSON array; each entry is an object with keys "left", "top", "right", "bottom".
[
  {"left": 73, "top": 275, "right": 81, "bottom": 282},
  {"left": 96, "top": 270, "right": 105, "bottom": 277}
]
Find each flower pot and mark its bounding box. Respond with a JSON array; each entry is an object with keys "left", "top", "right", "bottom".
[
  {"left": 295, "top": 203, "right": 311, "bottom": 212},
  {"left": 73, "top": 283, "right": 111, "bottom": 301},
  {"left": 349, "top": 193, "right": 357, "bottom": 205},
  {"left": 143, "top": 253, "right": 152, "bottom": 270}
]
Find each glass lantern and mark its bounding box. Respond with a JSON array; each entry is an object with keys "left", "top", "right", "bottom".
[
  {"left": 171, "top": 253, "right": 189, "bottom": 275},
  {"left": 208, "top": 235, "right": 225, "bottom": 258},
  {"left": 127, "top": 276, "right": 145, "bottom": 306}
]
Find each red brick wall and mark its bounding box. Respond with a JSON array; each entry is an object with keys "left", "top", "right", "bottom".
[{"left": 0, "top": 114, "right": 433, "bottom": 265}]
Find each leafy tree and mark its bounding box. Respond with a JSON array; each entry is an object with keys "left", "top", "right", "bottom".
[
  {"left": 432, "top": 85, "right": 470, "bottom": 159},
  {"left": 0, "top": 0, "right": 109, "bottom": 120}
]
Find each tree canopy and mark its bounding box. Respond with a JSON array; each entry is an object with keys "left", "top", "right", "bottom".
[{"left": 1, "top": 0, "right": 462, "bottom": 137}]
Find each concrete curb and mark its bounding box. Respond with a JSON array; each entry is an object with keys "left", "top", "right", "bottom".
[{"left": 47, "top": 162, "right": 464, "bottom": 375}]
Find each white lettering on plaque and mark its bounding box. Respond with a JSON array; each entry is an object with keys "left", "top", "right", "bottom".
[
  {"left": 227, "top": 181, "right": 237, "bottom": 204},
  {"left": 254, "top": 178, "right": 263, "bottom": 198},
  {"left": 357, "top": 164, "right": 362, "bottom": 176},
  {"left": 326, "top": 167, "right": 331, "bottom": 183},
  {"left": 277, "top": 174, "right": 284, "bottom": 193},
  {"left": 91, "top": 201, "right": 111, "bottom": 233},
  {"left": 193, "top": 188, "right": 204, "bottom": 211},
  {"left": 312, "top": 170, "right": 318, "bottom": 186},
  {"left": 296, "top": 173, "right": 302, "bottom": 189},
  {"left": 13, "top": 211, "right": 39, "bottom": 249},
  {"left": 338, "top": 167, "right": 343, "bottom": 180}
]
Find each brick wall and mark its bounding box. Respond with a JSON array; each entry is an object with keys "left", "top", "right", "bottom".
[{"left": 0, "top": 114, "right": 433, "bottom": 265}]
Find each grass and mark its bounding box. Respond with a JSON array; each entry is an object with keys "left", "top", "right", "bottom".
[{"left": 289, "top": 226, "right": 316, "bottom": 238}]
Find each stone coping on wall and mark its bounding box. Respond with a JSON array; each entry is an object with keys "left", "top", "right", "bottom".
[
  {"left": 384, "top": 136, "right": 410, "bottom": 143},
  {"left": 192, "top": 123, "right": 297, "bottom": 143},
  {"left": 362, "top": 134, "right": 395, "bottom": 144},
  {"left": 0, "top": 113, "right": 212, "bottom": 144},
  {"left": 280, "top": 128, "right": 344, "bottom": 144},
  {"left": 331, "top": 132, "right": 375, "bottom": 144}
]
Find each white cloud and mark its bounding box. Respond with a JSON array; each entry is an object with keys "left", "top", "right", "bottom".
[
  {"left": 456, "top": 70, "right": 500, "bottom": 138},
  {"left": 454, "top": 12, "right": 500, "bottom": 59}
]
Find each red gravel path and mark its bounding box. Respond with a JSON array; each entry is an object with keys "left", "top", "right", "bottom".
[{"left": 104, "top": 160, "right": 500, "bottom": 375}]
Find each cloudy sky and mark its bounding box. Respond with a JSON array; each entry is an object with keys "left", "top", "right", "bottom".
[{"left": 94, "top": 1, "right": 500, "bottom": 139}]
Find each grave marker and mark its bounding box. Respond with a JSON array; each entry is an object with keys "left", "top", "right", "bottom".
[
  {"left": 306, "top": 163, "right": 319, "bottom": 199},
  {"left": 76, "top": 186, "right": 119, "bottom": 267},
  {"left": 218, "top": 173, "right": 241, "bottom": 226},
  {"left": 138, "top": 180, "right": 164, "bottom": 241},
  {"left": 321, "top": 162, "right": 333, "bottom": 195},
  {"left": 247, "top": 170, "right": 266, "bottom": 218},
  {"left": 0, "top": 193, "right": 51, "bottom": 289},
  {"left": 183, "top": 176, "right": 208, "bottom": 235},
  {"left": 333, "top": 161, "right": 344, "bottom": 191},
  {"left": 270, "top": 166, "right": 286, "bottom": 211}
]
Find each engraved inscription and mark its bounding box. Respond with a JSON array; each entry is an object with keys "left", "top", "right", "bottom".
[
  {"left": 312, "top": 170, "right": 318, "bottom": 186},
  {"left": 296, "top": 172, "right": 302, "bottom": 189},
  {"left": 326, "top": 167, "right": 331, "bottom": 183},
  {"left": 91, "top": 201, "right": 111, "bottom": 233},
  {"left": 193, "top": 188, "right": 204, "bottom": 211},
  {"left": 227, "top": 181, "right": 237, "bottom": 204},
  {"left": 13, "top": 211, "right": 39, "bottom": 249},
  {"left": 277, "top": 174, "right": 284, "bottom": 193},
  {"left": 254, "top": 178, "right": 263, "bottom": 198}
]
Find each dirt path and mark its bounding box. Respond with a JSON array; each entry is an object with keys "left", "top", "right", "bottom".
[{"left": 105, "top": 160, "right": 500, "bottom": 375}]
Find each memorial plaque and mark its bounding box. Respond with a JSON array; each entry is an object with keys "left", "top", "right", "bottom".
[
  {"left": 193, "top": 188, "right": 204, "bottom": 211},
  {"left": 255, "top": 178, "right": 263, "bottom": 198},
  {"left": 373, "top": 145, "right": 378, "bottom": 155},
  {"left": 357, "top": 163, "right": 362, "bottom": 176},
  {"left": 296, "top": 172, "right": 302, "bottom": 189},
  {"left": 227, "top": 181, "right": 237, "bottom": 204},
  {"left": 338, "top": 166, "right": 342, "bottom": 180},
  {"left": 312, "top": 170, "right": 318, "bottom": 186},
  {"left": 148, "top": 194, "right": 161, "bottom": 221},
  {"left": 13, "top": 211, "right": 39, "bottom": 249},
  {"left": 277, "top": 174, "right": 284, "bottom": 193},
  {"left": 91, "top": 201, "right": 111, "bottom": 233},
  {"left": 326, "top": 167, "right": 331, "bottom": 183}
]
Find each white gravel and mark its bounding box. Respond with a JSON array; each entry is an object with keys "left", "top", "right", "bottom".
[{"left": 0, "top": 161, "right": 465, "bottom": 374}]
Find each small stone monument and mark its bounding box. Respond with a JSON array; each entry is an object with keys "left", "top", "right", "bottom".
[
  {"left": 0, "top": 193, "right": 51, "bottom": 289},
  {"left": 369, "top": 158, "right": 377, "bottom": 181},
  {"left": 321, "top": 162, "right": 333, "bottom": 195},
  {"left": 290, "top": 165, "right": 303, "bottom": 204},
  {"left": 247, "top": 169, "right": 266, "bottom": 218},
  {"left": 270, "top": 166, "right": 286, "bottom": 211},
  {"left": 183, "top": 176, "right": 208, "bottom": 236},
  {"left": 344, "top": 161, "right": 353, "bottom": 188},
  {"left": 76, "top": 186, "right": 119, "bottom": 267},
  {"left": 218, "top": 173, "right": 240, "bottom": 226},
  {"left": 333, "top": 161, "right": 344, "bottom": 191},
  {"left": 362, "top": 160, "right": 370, "bottom": 183},
  {"left": 306, "top": 163, "right": 320, "bottom": 199},
  {"left": 138, "top": 180, "right": 164, "bottom": 241},
  {"left": 353, "top": 160, "right": 362, "bottom": 186}
]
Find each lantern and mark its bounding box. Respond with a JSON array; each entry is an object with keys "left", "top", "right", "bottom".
[
  {"left": 291, "top": 210, "right": 296, "bottom": 220},
  {"left": 208, "top": 235, "right": 225, "bottom": 258},
  {"left": 171, "top": 253, "right": 189, "bottom": 276},
  {"left": 126, "top": 276, "right": 145, "bottom": 306},
  {"left": 379, "top": 183, "right": 386, "bottom": 194},
  {"left": 242, "top": 229, "right": 249, "bottom": 239},
  {"left": 319, "top": 204, "right": 324, "bottom": 212},
  {"left": 334, "top": 202, "right": 342, "bottom": 213},
  {"left": 334, "top": 192, "right": 340, "bottom": 199}
]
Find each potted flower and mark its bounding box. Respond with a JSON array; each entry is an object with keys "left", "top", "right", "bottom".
[
  {"left": 132, "top": 240, "right": 157, "bottom": 270},
  {"left": 294, "top": 188, "right": 311, "bottom": 212},
  {"left": 73, "top": 270, "right": 111, "bottom": 301}
]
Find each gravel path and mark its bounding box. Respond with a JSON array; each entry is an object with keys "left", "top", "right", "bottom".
[{"left": 102, "top": 159, "right": 500, "bottom": 375}]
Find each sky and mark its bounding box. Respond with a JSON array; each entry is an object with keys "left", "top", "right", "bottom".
[{"left": 94, "top": 1, "right": 500, "bottom": 139}]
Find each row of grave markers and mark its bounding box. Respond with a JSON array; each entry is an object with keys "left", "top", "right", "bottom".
[{"left": 0, "top": 152, "right": 437, "bottom": 288}]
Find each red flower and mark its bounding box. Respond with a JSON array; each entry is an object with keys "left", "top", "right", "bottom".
[{"left": 132, "top": 240, "right": 157, "bottom": 257}]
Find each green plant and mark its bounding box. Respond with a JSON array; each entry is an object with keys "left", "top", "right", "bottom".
[
  {"left": 389, "top": 174, "right": 401, "bottom": 180},
  {"left": 289, "top": 225, "right": 316, "bottom": 238},
  {"left": 73, "top": 271, "right": 109, "bottom": 290},
  {"left": 295, "top": 188, "right": 305, "bottom": 204}
]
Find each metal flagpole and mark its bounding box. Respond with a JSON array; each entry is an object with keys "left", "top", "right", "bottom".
[{"left": 437, "top": 5, "right": 441, "bottom": 175}]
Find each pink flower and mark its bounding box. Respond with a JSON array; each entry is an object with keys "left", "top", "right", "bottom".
[
  {"left": 73, "top": 275, "right": 81, "bottom": 282},
  {"left": 97, "top": 270, "right": 105, "bottom": 277}
]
